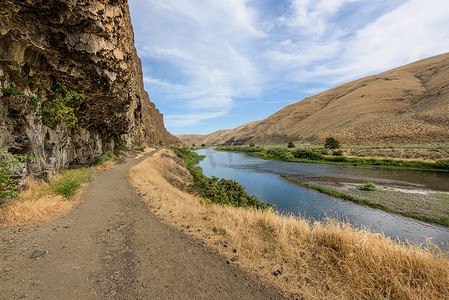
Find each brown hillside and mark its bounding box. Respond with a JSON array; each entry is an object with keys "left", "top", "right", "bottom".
[{"left": 178, "top": 52, "right": 449, "bottom": 145}]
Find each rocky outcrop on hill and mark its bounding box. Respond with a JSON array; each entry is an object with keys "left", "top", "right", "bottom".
[{"left": 0, "top": 0, "right": 179, "bottom": 181}]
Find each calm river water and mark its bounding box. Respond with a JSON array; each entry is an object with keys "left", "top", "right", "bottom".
[{"left": 195, "top": 148, "right": 449, "bottom": 249}]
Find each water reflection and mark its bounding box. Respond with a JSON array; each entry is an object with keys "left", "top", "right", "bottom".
[
  {"left": 205, "top": 147, "right": 216, "bottom": 169},
  {"left": 195, "top": 148, "right": 449, "bottom": 249}
]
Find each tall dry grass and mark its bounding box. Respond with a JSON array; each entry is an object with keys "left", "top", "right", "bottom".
[
  {"left": 128, "top": 149, "right": 449, "bottom": 299},
  {"left": 0, "top": 168, "right": 92, "bottom": 226}
]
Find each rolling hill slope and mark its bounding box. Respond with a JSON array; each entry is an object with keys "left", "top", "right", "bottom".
[{"left": 178, "top": 52, "right": 449, "bottom": 145}]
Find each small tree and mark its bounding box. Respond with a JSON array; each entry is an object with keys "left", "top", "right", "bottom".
[
  {"left": 287, "top": 141, "right": 295, "bottom": 148},
  {"left": 249, "top": 142, "right": 255, "bottom": 147},
  {"left": 324, "top": 137, "right": 340, "bottom": 150},
  {"left": 201, "top": 144, "right": 206, "bottom": 148}
]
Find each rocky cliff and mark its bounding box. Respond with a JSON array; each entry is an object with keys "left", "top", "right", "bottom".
[{"left": 0, "top": 0, "right": 179, "bottom": 181}]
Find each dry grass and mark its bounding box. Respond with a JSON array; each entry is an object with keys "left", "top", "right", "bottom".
[
  {"left": 129, "top": 149, "right": 449, "bottom": 299},
  {"left": 0, "top": 170, "right": 89, "bottom": 226},
  {"left": 0, "top": 148, "right": 151, "bottom": 227}
]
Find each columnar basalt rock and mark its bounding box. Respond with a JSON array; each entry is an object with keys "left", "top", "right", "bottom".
[{"left": 0, "top": 0, "right": 179, "bottom": 180}]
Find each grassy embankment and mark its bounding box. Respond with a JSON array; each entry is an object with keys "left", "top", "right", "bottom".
[
  {"left": 129, "top": 148, "right": 449, "bottom": 299},
  {"left": 215, "top": 145, "right": 449, "bottom": 171}
]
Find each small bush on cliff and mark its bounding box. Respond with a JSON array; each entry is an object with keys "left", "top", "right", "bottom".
[
  {"left": 42, "top": 82, "right": 84, "bottom": 128},
  {"left": 287, "top": 141, "right": 296, "bottom": 148},
  {"left": 1, "top": 81, "right": 20, "bottom": 96},
  {"left": 0, "top": 147, "right": 27, "bottom": 203}
]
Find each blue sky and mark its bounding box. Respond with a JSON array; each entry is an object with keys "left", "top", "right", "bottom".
[{"left": 129, "top": 0, "right": 449, "bottom": 135}]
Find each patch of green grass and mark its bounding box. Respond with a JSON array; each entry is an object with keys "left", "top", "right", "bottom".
[
  {"left": 50, "top": 168, "right": 95, "bottom": 199},
  {"left": 434, "top": 194, "right": 449, "bottom": 201},
  {"left": 360, "top": 182, "right": 378, "bottom": 191},
  {"left": 94, "top": 152, "right": 114, "bottom": 165}
]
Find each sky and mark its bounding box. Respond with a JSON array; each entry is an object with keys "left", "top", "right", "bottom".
[{"left": 128, "top": 0, "right": 449, "bottom": 135}]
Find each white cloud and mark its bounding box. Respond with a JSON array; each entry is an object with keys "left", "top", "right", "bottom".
[
  {"left": 165, "top": 110, "right": 229, "bottom": 128},
  {"left": 286, "top": 0, "right": 361, "bottom": 37},
  {"left": 333, "top": 0, "right": 449, "bottom": 82},
  {"left": 276, "top": 0, "right": 449, "bottom": 84},
  {"left": 130, "top": 0, "right": 266, "bottom": 129},
  {"left": 130, "top": 0, "right": 449, "bottom": 133}
]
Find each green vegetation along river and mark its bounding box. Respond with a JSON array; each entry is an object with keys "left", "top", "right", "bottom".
[{"left": 194, "top": 148, "right": 449, "bottom": 249}]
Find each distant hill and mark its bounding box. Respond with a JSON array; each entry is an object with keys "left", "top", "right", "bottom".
[{"left": 178, "top": 52, "right": 449, "bottom": 145}]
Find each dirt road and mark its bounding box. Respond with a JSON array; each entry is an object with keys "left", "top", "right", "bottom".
[{"left": 0, "top": 152, "right": 287, "bottom": 299}]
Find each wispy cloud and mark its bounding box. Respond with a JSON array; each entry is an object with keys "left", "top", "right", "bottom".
[
  {"left": 130, "top": 0, "right": 265, "bottom": 129},
  {"left": 165, "top": 110, "right": 230, "bottom": 128},
  {"left": 130, "top": 0, "right": 449, "bottom": 134}
]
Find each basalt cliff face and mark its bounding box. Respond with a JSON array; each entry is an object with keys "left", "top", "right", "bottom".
[{"left": 0, "top": 0, "right": 179, "bottom": 181}]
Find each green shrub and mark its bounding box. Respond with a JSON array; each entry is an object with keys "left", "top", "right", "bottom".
[
  {"left": 287, "top": 141, "right": 295, "bottom": 148},
  {"left": 267, "top": 148, "right": 294, "bottom": 160},
  {"left": 359, "top": 182, "right": 377, "bottom": 191},
  {"left": 249, "top": 142, "right": 256, "bottom": 147},
  {"left": 94, "top": 152, "right": 114, "bottom": 165},
  {"left": 435, "top": 159, "right": 449, "bottom": 170},
  {"left": 292, "top": 149, "right": 324, "bottom": 160},
  {"left": 42, "top": 82, "right": 83, "bottom": 128},
  {"left": 328, "top": 156, "right": 349, "bottom": 162},
  {"left": 332, "top": 150, "right": 343, "bottom": 156},
  {"left": 173, "top": 148, "right": 274, "bottom": 210},
  {"left": 50, "top": 168, "right": 94, "bottom": 199},
  {"left": 216, "top": 146, "right": 262, "bottom": 153},
  {"left": 114, "top": 138, "right": 128, "bottom": 155},
  {"left": 0, "top": 148, "right": 27, "bottom": 202},
  {"left": 324, "top": 137, "right": 340, "bottom": 150},
  {"left": 1, "top": 82, "right": 20, "bottom": 96}
]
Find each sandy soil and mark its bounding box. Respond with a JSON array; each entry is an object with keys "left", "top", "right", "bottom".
[{"left": 0, "top": 151, "right": 287, "bottom": 299}]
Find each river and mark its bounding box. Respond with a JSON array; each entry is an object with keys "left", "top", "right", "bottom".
[{"left": 194, "top": 148, "right": 449, "bottom": 249}]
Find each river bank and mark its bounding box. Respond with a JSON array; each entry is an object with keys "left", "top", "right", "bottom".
[
  {"left": 129, "top": 148, "right": 449, "bottom": 299},
  {"left": 281, "top": 175, "right": 449, "bottom": 227},
  {"left": 215, "top": 146, "right": 449, "bottom": 171},
  {"left": 213, "top": 146, "right": 449, "bottom": 226}
]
